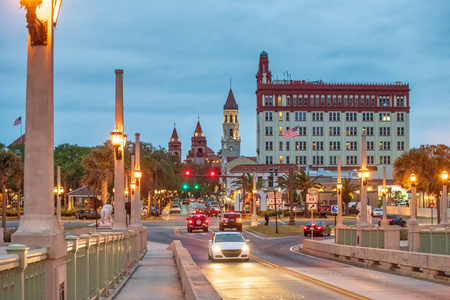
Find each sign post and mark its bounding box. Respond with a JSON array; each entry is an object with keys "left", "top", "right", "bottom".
[
  {"left": 331, "top": 205, "right": 338, "bottom": 240},
  {"left": 307, "top": 188, "right": 318, "bottom": 240}
]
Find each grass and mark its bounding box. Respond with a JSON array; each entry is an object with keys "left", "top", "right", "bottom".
[{"left": 244, "top": 224, "right": 304, "bottom": 237}]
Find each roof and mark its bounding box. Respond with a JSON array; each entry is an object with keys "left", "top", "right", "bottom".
[
  {"left": 66, "top": 186, "right": 98, "bottom": 197},
  {"left": 224, "top": 89, "right": 238, "bottom": 110},
  {"left": 8, "top": 134, "right": 25, "bottom": 148},
  {"left": 260, "top": 50, "right": 268, "bottom": 57},
  {"left": 170, "top": 127, "right": 179, "bottom": 141},
  {"left": 194, "top": 121, "right": 203, "bottom": 135}
]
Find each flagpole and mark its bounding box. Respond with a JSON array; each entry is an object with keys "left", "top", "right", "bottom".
[{"left": 20, "top": 116, "right": 23, "bottom": 143}]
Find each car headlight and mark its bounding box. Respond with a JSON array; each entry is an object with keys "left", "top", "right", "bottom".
[
  {"left": 213, "top": 245, "right": 221, "bottom": 252},
  {"left": 242, "top": 244, "right": 249, "bottom": 251}
]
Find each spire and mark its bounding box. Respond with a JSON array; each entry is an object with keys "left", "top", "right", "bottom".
[
  {"left": 170, "top": 126, "right": 179, "bottom": 141},
  {"left": 194, "top": 120, "right": 203, "bottom": 135},
  {"left": 224, "top": 89, "right": 238, "bottom": 110}
]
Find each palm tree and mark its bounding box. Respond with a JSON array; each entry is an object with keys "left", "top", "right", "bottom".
[
  {"left": 295, "top": 170, "right": 322, "bottom": 217},
  {"left": 0, "top": 150, "right": 23, "bottom": 231},
  {"left": 231, "top": 173, "right": 265, "bottom": 212},
  {"left": 332, "top": 178, "right": 359, "bottom": 215},
  {"left": 81, "top": 145, "right": 114, "bottom": 206}
]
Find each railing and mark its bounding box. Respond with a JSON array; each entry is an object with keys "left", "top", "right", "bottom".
[
  {"left": 0, "top": 227, "right": 147, "bottom": 300},
  {"left": 419, "top": 227, "right": 450, "bottom": 255}
]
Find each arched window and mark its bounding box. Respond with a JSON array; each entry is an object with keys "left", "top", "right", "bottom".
[{"left": 230, "top": 129, "right": 233, "bottom": 138}]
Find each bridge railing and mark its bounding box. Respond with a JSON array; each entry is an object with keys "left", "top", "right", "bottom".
[{"left": 0, "top": 227, "right": 147, "bottom": 300}]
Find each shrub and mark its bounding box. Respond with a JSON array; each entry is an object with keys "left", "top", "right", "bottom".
[
  {"left": 61, "top": 209, "right": 76, "bottom": 217},
  {"left": 6, "top": 210, "right": 18, "bottom": 217}
]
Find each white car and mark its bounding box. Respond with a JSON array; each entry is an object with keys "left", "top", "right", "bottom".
[
  {"left": 170, "top": 203, "right": 181, "bottom": 214},
  {"left": 208, "top": 232, "right": 250, "bottom": 262},
  {"left": 372, "top": 208, "right": 383, "bottom": 217}
]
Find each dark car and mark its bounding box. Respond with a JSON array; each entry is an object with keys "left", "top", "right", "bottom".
[
  {"left": 187, "top": 213, "right": 209, "bottom": 232},
  {"left": 182, "top": 198, "right": 190, "bottom": 205},
  {"left": 303, "top": 220, "right": 331, "bottom": 237},
  {"left": 76, "top": 209, "right": 100, "bottom": 220},
  {"left": 378, "top": 214, "right": 406, "bottom": 227},
  {"left": 219, "top": 212, "right": 242, "bottom": 231},
  {"left": 348, "top": 205, "right": 359, "bottom": 215}
]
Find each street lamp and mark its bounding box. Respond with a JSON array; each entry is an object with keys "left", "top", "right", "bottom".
[
  {"left": 134, "top": 169, "right": 142, "bottom": 186},
  {"left": 380, "top": 186, "right": 389, "bottom": 226},
  {"left": 440, "top": 170, "right": 449, "bottom": 226},
  {"left": 276, "top": 187, "right": 281, "bottom": 234},
  {"left": 408, "top": 173, "right": 418, "bottom": 225},
  {"left": 110, "top": 127, "right": 127, "bottom": 160},
  {"left": 358, "top": 168, "right": 370, "bottom": 186},
  {"left": 130, "top": 181, "right": 136, "bottom": 195}
]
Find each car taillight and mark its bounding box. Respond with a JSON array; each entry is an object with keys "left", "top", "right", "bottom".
[
  {"left": 222, "top": 218, "right": 226, "bottom": 222},
  {"left": 188, "top": 220, "right": 193, "bottom": 224},
  {"left": 317, "top": 226, "right": 322, "bottom": 230},
  {"left": 388, "top": 219, "right": 392, "bottom": 222},
  {"left": 304, "top": 226, "right": 308, "bottom": 230},
  {"left": 196, "top": 214, "right": 200, "bottom": 217},
  {"left": 238, "top": 218, "right": 242, "bottom": 222},
  {"left": 205, "top": 219, "right": 209, "bottom": 223}
]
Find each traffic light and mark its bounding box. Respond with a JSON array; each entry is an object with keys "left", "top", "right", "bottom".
[
  {"left": 182, "top": 184, "right": 188, "bottom": 190},
  {"left": 194, "top": 184, "right": 199, "bottom": 189},
  {"left": 184, "top": 170, "right": 191, "bottom": 176},
  {"left": 209, "top": 170, "right": 216, "bottom": 177}
]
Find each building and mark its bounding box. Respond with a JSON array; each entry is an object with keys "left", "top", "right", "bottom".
[
  {"left": 221, "top": 88, "right": 241, "bottom": 171},
  {"left": 255, "top": 51, "right": 410, "bottom": 180},
  {"left": 168, "top": 126, "right": 182, "bottom": 163},
  {"left": 185, "top": 120, "right": 220, "bottom": 165}
]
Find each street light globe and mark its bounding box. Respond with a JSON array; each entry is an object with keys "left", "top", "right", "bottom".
[
  {"left": 336, "top": 183, "right": 343, "bottom": 190},
  {"left": 410, "top": 173, "right": 416, "bottom": 183},
  {"left": 277, "top": 187, "right": 281, "bottom": 192},
  {"left": 252, "top": 188, "right": 257, "bottom": 194},
  {"left": 54, "top": 187, "right": 58, "bottom": 194},
  {"left": 441, "top": 170, "right": 448, "bottom": 181},
  {"left": 130, "top": 182, "right": 136, "bottom": 190}
]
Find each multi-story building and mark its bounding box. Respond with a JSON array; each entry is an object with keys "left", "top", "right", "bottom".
[{"left": 255, "top": 51, "right": 410, "bottom": 180}]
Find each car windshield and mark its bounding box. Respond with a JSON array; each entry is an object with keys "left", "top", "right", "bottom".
[
  {"left": 172, "top": 204, "right": 179, "bottom": 208},
  {"left": 224, "top": 213, "right": 240, "bottom": 218},
  {"left": 388, "top": 215, "right": 399, "bottom": 220},
  {"left": 306, "top": 221, "right": 325, "bottom": 226},
  {"left": 214, "top": 234, "right": 244, "bottom": 243}
]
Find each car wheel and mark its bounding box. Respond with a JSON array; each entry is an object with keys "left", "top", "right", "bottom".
[
  {"left": 83, "top": 216, "right": 87, "bottom": 220},
  {"left": 208, "top": 251, "right": 211, "bottom": 260},
  {"left": 304, "top": 233, "right": 308, "bottom": 237},
  {"left": 203, "top": 227, "right": 208, "bottom": 232},
  {"left": 188, "top": 228, "right": 192, "bottom": 233},
  {"left": 238, "top": 226, "right": 242, "bottom": 232},
  {"left": 219, "top": 226, "right": 224, "bottom": 231}
]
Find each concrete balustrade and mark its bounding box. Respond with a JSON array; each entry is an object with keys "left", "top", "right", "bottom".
[{"left": 0, "top": 229, "right": 147, "bottom": 300}]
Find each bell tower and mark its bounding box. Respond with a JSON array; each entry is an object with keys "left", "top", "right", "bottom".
[
  {"left": 221, "top": 88, "right": 241, "bottom": 170},
  {"left": 168, "top": 125, "right": 182, "bottom": 163}
]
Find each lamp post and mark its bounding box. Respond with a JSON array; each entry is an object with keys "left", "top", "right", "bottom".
[
  {"left": 380, "top": 166, "right": 389, "bottom": 227},
  {"left": 275, "top": 187, "right": 281, "bottom": 233},
  {"left": 357, "top": 168, "right": 370, "bottom": 226},
  {"left": 440, "top": 171, "right": 449, "bottom": 226},
  {"left": 408, "top": 173, "right": 420, "bottom": 252}
]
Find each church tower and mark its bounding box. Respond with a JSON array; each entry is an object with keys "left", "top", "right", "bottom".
[
  {"left": 168, "top": 125, "right": 182, "bottom": 163},
  {"left": 221, "top": 88, "right": 241, "bottom": 171},
  {"left": 256, "top": 50, "right": 272, "bottom": 85},
  {"left": 189, "top": 120, "right": 207, "bottom": 164}
]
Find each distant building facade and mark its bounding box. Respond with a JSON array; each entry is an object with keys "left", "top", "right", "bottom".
[{"left": 255, "top": 51, "right": 410, "bottom": 180}]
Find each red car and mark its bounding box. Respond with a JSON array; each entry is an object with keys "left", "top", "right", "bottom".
[
  {"left": 303, "top": 220, "right": 331, "bottom": 237},
  {"left": 187, "top": 214, "right": 209, "bottom": 232}
]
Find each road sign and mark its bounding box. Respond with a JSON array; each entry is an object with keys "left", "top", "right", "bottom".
[
  {"left": 428, "top": 203, "right": 435, "bottom": 208},
  {"left": 331, "top": 205, "right": 338, "bottom": 214},
  {"left": 308, "top": 203, "right": 317, "bottom": 211},
  {"left": 306, "top": 194, "right": 318, "bottom": 204},
  {"left": 308, "top": 188, "right": 318, "bottom": 195}
]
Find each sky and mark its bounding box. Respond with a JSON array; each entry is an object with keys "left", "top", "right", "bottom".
[{"left": 1, "top": 1, "right": 450, "bottom": 158}]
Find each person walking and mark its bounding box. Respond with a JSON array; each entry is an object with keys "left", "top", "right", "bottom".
[{"left": 264, "top": 212, "right": 269, "bottom": 226}]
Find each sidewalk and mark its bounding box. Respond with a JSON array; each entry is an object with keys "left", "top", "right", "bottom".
[{"left": 113, "top": 241, "right": 184, "bottom": 300}]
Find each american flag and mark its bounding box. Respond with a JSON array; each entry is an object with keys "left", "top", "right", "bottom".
[
  {"left": 14, "top": 116, "right": 21, "bottom": 126},
  {"left": 283, "top": 126, "right": 299, "bottom": 138}
]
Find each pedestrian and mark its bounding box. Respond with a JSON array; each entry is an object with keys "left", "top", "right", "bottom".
[{"left": 264, "top": 212, "right": 269, "bottom": 226}]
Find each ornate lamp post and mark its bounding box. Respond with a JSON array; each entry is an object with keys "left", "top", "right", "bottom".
[
  {"left": 408, "top": 173, "right": 420, "bottom": 252},
  {"left": 357, "top": 168, "right": 370, "bottom": 226},
  {"left": 440, "top": 171, "right": 449, "bottom": 226}
]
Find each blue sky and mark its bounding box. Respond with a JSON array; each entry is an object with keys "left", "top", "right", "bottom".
[{"left": 1, "top": 1, "right": 450, "bottom": 158}]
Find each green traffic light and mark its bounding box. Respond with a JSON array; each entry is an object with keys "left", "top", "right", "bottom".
[
  {"left": 182, "top": 184, "right": 188, "bottom": 190},
  {"left": 194, "top": 184, "right": 199, "bottom": 189}
]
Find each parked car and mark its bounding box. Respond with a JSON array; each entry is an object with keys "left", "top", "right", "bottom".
[
  {"left": 207, "top": 203, "right": 221, "bottom": 217},
  {"left": 378, "top": 214, "right": 406, "bottom": 227},
  {"left": 348, "top": 205, "right": 359, "bottom": 215},
  {"left": 182, "top": 198, "right": 190, "bottom": 205},
  {"left": 186, "top": 213, "right": 209, "bottom": 232},
  {"left": 208, "top": 232, "right": 250, "bottom": 262},
  {"left": 76, "top": 209, "right": 100, "bottom": 220},
  {"left": 303, "top": 220, "right": 331, "bottom": 237},
  {"left": 170, "top": 203, "right": 181, "bottom": 214},
  {"left": 372, "top": 208, "right": 383, "bottom": 217},
  {"left": 219, "top": 212, "right": 242, "bottom": 231}
]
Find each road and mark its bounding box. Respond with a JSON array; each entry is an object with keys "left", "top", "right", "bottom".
[{"left": 146, "top": 201, "right": 450, "bottom": 300}]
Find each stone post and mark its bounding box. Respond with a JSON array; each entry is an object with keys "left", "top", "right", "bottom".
[
  {"left": 251, "top": 173, "right": 258, "bottom": 226},
  {"left": 380, "top": 166, "right": 390, "bottom": 226},
  {"left": 408, "top": 184, "right": 420, "bottom": 252},
  {"left": 130, "top": 155, "right": 136, "bottom": 226},
  {"left": 12, "top": 2, "right": 67, "bottom": 299},
  {"left": 133, "top": 133, "right": 142, "bottom": 227},
  {"left": 440, "top": 184, "right": 449, "bottom": 227}
]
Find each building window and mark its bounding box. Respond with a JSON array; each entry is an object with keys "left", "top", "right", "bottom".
[
  {"left": 330, "top": 141, "right": 340, "bottom": 150},
  {"left": 279, "top": 141, "right": 283, "bottom": 151},
  {"left": 298, "top": 127, "right": 307, "bottom": 136},
  {"left": 279, "top": 127, "right": 283, "bottom": 136},
  {"left": 295, "top": 112, "right": 306, "bottom": 121},
  {"left": 313, "top": 156, "right": 324, "bottom": 165},
  {"left": 379, "top": 96, "right": 390, "bottom": 107},
  {"left": 363, "top": 127, "right": 374, "bottom": 136},
  {"left": 346, "top": 112, "right": 357, "bottom": 121},
  {"left": 333, "top": 95, "right": 337, "bottom": 106},
  {"left": 367, "top": 141, "right": 374, "bottom": 151},
  {"left": 312, "top": 141, "right": 324, "bottom": 150},
  {"left": 296, "top": 141, "right": 306, "bottom": 150},
  {"left": 327, "top": 96, "right": 331, "bottom": 106},
  {"left": 346, "top": 127, "right": 357, "bottom": 136},
  {"left": 329, "top": 156, "right": 337, "bottom": 165},
  {"left": 277, "top": 96, "right": 282, "bottom": 106},
  {"left": 286, "top": 141, "right": 290, "bottom": 151},
  {"left": 296, "top": 156, "right": 307, "bottom": 165},
  {"left": 379, "top": 112, "right": 391, "bottom": 122},
  {"left": 346, "top": 141, "right": 357, "bottom": 150},
  {"left": 230, "top": 129, "right": 233, "bottom": 138},
  {"left": 286, "top": 156, "right": 290, "bottom": 164},
  {"left": 329, "top": 112, "right": 340, "bottom": 121},
  {"left": 396, "top": 96, "right": 405, "bottom": 107},
  {"left": 286, "top": 112, "right": 290, "bottom": 121},
  {"left": 265, "top": 141, "right": 273, "bottom": 150},
  {"left": 312, "top": 112, "right": 323, "bottom": 121},
  {"left": 380, "top": 141, "right": 391, "bottom": 150},
  {"left": 293, "top": 96, "right": 297, "bottom": 106},
  {"left": 265, "top": 127, "right": 273, "bottom": 136},
  {"left": 362, "top": 112, "right": 373, "bottom": 121},
  {"left": 367, "top": 156, "right": 374, "bottom": 165},
  {"left": 279, "top": 156, "right": 283, "bottom": 164},
  {"left": 338, "top": 96, "right": 342, "bottom": 106},
  {"left": 312, "top": 127, "right": 324, "bottom": 136},
  {"left": 380, "top": 127, "right": 391, "bottom": 136},
  {"left": 380, "top": 156, "right": 391, "bottom": 164},
  {"left": 265, "top": 156, "right": 273, "bottom": 164},
  {"left": 347, "top": 156, "right": 358, "bottom": 165},
  {"left": 397, "top": 113, "right": 404, "bottom": 122},
  {"left": 398, "top": 141, "right": 405, "bottom": 150},
  {"left": 279, "top": 112, "right": 283, "bottom": 121},
  {"left": 329, "top": 127, "right": 341, "bottom": 136},
  {"left": 287, "top": 96, "right": 291, "bottom": 106},
  {"left": 264, "top": 96, "right": 273, "bottom": 106},
  {"left": 265, "top": 112, "right": 273, "bottom": 121},
  {"left": 397, "top": 127, "right": 405, "bottom": 136}
]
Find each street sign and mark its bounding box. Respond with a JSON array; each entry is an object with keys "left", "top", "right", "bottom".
[
  {"left": 306, "top": 194, "right": 318, "bottom": 204},
  {"left": 428, "top": 203, "right": 435, "bottom": 209},
  {"left": 308, "top": 188, "right": 318, "bottom": 195},
  {"left": 308, "top": 203, "right": 317, "bottom": 211},
  {"left": 331, "top": 205, "right": 338, "bottom": 214}
]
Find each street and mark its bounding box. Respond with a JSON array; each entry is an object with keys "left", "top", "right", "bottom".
[{"left": 144, "top": 202, "right": 450, "bottom": 300}]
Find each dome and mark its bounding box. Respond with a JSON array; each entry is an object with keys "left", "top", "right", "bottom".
[{"left": 260, "top": 50, "right": 268, "bottom": 57}]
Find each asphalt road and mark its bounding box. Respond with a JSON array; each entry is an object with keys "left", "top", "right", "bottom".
[{"left": 146, "top": 201, "right": 450, "bottom": 300}]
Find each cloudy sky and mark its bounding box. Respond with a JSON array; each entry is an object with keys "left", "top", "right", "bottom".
[{"left": 1, "top": 1, "right": 449, "bottom": 158}]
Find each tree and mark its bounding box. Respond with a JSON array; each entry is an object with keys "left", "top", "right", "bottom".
[
  {"left": 332, "top": 178, "right": 359, "bottom": 215},
  {"left": 295, "top": 170, "right": 322, "bottom": 217},
  {"left": 81, "top": 144, "right": 114, "bottom": 206},
  {"left": 231, "top": 173, "right": 265, "bottom": 212},
  {"left": 0, "top": 149, "right": 23, "bottom": 231}
]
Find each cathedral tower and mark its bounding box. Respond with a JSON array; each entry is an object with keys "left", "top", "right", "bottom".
[
  {"left": 221, "top": 88, "right": 241, "bottom": 171},
  {"left": 168, "top": 125, "right": 182, "bottom": 163}
]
